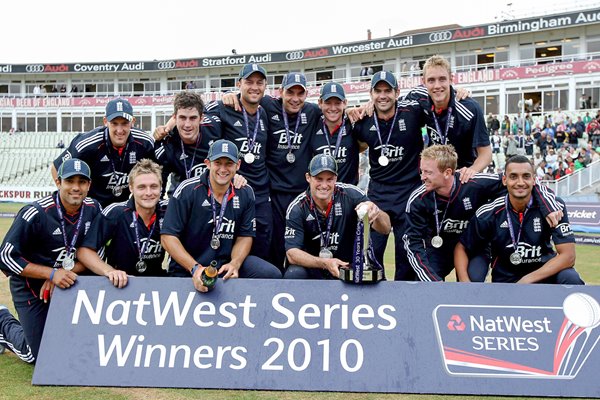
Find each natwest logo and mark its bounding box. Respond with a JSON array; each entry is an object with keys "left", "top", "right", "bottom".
[
  {"left": 304, "top": 48, "right": 329, "bottom": 58},
  {"left": 447, "top": 315, "right": 466, "bottom": 331},
  {"left": 453, "top": 27, "right": 485, "bottom": 40},
  {"left": 44, "top": 64, "right": 69, "bottom": 73}
]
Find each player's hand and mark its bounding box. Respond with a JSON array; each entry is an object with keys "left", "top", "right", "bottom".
[
  {"left": 545, "top": 210, "right": 563, "bottom": 228},
  {"left": 233, "top": 173, "right": 247, "bottom": 189},
  {"left": 192, "top": 266, "right": 209, "bottom": 293},
  {"left": 39, "top": 279, "right": 56, "bottom": 303},
  {"left": 51, "top": 268, "right": 77, "bottom": 289},
  {"left": 153, "top": 116, "right": 175, "bottom": 141},
  {"left": 105, "top": 269, "right": 128, "bottom": 288},
  {"left": 320, "top": 258, "right": 348, "bottom": 278},
  {"left": 218, "top": 263, "right": 240, "bottom": 280},
  {"left": 455, "top": 87, "right": 471, "bottom": 100},
  {"left": 346, "top": 104, "right": 368, "bottom": 123},
  {"left": 222, "top": 93, "right": 241, "bottom": 112},
  {"left": 458, "top": 166, "right": 477, "bottom": 183}
]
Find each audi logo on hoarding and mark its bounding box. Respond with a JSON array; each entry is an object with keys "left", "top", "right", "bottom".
[
  {"left": 157, "top": 61, "right": 176, "bottom": 70},
  {"left": 285, "top": 51, "right": 304, "bottom": 61},
  {"left": 428, "top": 31, "right": 453, "bottom": 43},
  {"left": 25, "top": 64, "right": 45, "bottom": 73}
]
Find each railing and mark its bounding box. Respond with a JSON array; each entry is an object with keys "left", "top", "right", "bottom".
[{"left": 541, "top": 160, "right": 600, "bottom": 197}]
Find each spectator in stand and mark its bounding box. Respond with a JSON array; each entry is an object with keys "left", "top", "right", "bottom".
[
  {"left": 542, "top": 134, "right": 557, "bottom": 156},
  {"left": 593, "top": 129, "right": 600, "bottom": 148},
  {"left": 525, "top": 134, "right": 535, "bottom": 158},
  {"left": 574, "top": 154, "right": 586, "bottom": 170},
  {"left": 567, "top": 127, "right": 579, "bottom": 147},
  {"left": 486, "top": 113, "right": 494, "bottom": 133},
  {"left": 586, "top": 95, "right": 592, "bottom": 110},
  {"left": 580, "top": 93, "right": 588, "bottom": 109},
  {"left": 533, "top": 152, "right": 543, "bottom": 167},
  {"left": 511, "top": 116, "right": 519, "bottom": 135},
  {"left": 554, "top": 162, "right": 567, "bottom": 179},
  {"left": 543, "top": 122, "right": 555, "bottom": 139},
  {"left": 591, "top": 147, "right": 600, "bottom": 163},
  {"left": 583, "top": 111, "right": 592, "bottom": 126},
  {"left": 554, "top": 108, "right": 565, "bottom": 126},
  {"left": 554, "top": 127, "right": 566, "bottom": 145},
  {"left": 565, "top": 161, "right": 574, "bottom": 175},
  {"left": 543, "top": 166, "right": 554, "bottom": 181},
  {"left": 536, "top": 160, "right": 547, "bottom": 180},
  {"left": 500, "top": 115, "right": 510, "bottom": 135},
  {"left": 56, "top": 139, "right": 64, "bottom": 149},
  {"left": 505, "top": 133, "right": 518, "bottom": 159},
  {"left": 545, "top": 148, "right": 558, "bottom": 171},
  {"left": 490, "top": 114, "right": 500, "bottom": 134},
  {"left": 185, "top": 81, "right": 196, "bottom": 90}
]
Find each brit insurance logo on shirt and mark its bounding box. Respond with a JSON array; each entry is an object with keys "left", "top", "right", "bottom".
[{"left": 433, "top": 293, "right": 600, "bottom": 379}]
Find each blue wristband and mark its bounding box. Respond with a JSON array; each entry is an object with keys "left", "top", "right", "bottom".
[
  {"left": 49, "top": 268, "right": 57, "bottom": 282},
  {"left": 191, "top": 263, "right": 200, "bottom": 276}
]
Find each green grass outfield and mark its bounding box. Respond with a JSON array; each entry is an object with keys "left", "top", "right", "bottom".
[{"left": 0, "top": 202, "right": 596, "bottom": 400}]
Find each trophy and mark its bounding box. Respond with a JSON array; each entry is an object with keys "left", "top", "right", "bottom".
[{"left": 339, "top": 204, "right": 385, "bottom": 283}]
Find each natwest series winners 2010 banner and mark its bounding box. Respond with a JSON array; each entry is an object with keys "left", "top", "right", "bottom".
[{"left": 33, "top": 277, "right": 600, "bottom": 397}]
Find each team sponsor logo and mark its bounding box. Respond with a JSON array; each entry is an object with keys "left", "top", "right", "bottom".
[
  {"left": 100, "top": 155, "right": 110, "bottom": 162},
  {"left": 234, "top": 120, "right": 243, "bottom": 127},
  {"left": 25, "top": 64, "right": 45, "bottom": 73},
  {"left": 139, "top": 238, "right": 163, "bottom": 259},
  {"left": 157, "top": 61, "right": 176, "bottom": 70},
  {"left": 202, "top": 199, "right": 211, "bottom": 207},
  {"left": 428, "top": 31, "right": 453, "bottom": 43},
  {"left": 442, "top": 219, "right": 469, "bottom": 234},
  {"left": 556, "top": 222, "right": 573, "bottom": 236},
  {"left": 500, "top": 221, "right": 508, "bottom": 228},
  {"left": 433, "top": 293, "right": 600, "bottom": 378},
  {"left": 284, "top": 227, "right": 296, "bottom": 239},
  {"left": 373, "top": 145, "right": 404, "bottom": 163},
  {"left": 316, "top": 144, "right": 347, "bottom": 160},
  {"left": 452, "top": 27, "right": 485, "bottom": 40},
  {"left": 508, "top": 242, "right": 542, "bottom": 263},
  {"left": 208, "top": 216, "right": 236, "bottom": 238},
  {"left": 285, "top": 51, "right": 304, "bottom": 61},
  {"left": 306, "top": 214, "right": 315, "bottom": 221},
  {"left": 271, "top": 115, "right": 280, "bottom": 122},
  {"left": 52, "top": 227, "right": 62, "bottom": 235},
  {"left": 0, "top": 65, "right": 12, "bottom": 72}
]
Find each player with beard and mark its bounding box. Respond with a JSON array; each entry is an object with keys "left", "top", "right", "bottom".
[
  {"left": 455, "top": 156, "right": 583, "bottom": 284},
  {"left": 0, "top": 159, "right": 101, "bottom": 362}
]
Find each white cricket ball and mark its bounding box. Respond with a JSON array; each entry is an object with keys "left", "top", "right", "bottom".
[{"left": 563, "top": 292, "right": 600, "bottom": 328}]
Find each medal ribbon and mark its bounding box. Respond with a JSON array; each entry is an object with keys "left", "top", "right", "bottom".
[
  {"left": 505, "top": 195, "right": 533, "bottom": 254},
  {"left": 431, "top": 106, "right": 453, "bottom": 145},
  {"left": 208, "top": 180, "right": 232, "bottom": 242},
  {"left": 373, "top": 103, "right": 399, "bottom": 157},
  {"left": 242, "top": 107, "right": 261, "bottom": 156},
  {"left": 322, "top": 115, "right": 346, "bottom": 160},
  {"left": 132, "top": 211, "right": 157, "bottom": 261},
  {"left": 309, "top": 195, "right": 335, "bottom": 249},
  {"left": 282, "top": 108, "right": 302, "bottom": 155},
  {"left": 432, "top": 179, "right": 456, "bottom": 239},
  {"left": 54, "top": 192, "right": 85, "bottom": 264},
  {"left": 179, "top": 128, "right": 202, "bottom": 180}
]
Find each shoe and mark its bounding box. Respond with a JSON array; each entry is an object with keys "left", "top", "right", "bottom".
[{"left": 0, "top": 344, "right": 5, "bottom": 355}]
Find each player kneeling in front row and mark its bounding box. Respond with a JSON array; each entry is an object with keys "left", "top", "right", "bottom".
[
  {"left": 0, "top": 159, "right": 101, "bottom": 362},
  {"left": 454, "top": 155, "right": 584, "bottom": 284},
  {"left": 284, "top": 154, "right": 391, "bottom": 279},
  {"left": 77, "top": 159, "right": 168, "bottom": 288},
  {"left": 161, "top": 139, "right": 281, "bottom": 293}
]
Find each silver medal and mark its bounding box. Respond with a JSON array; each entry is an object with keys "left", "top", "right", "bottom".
[
  {"left": 431, "top": 235, "right": 444, "bottom": 248},
  {"left": 319, "top": 248, "right": 333, "bottom": 259},
  {"left": 112, "top": 186, "right": 122, "bottom": 197},
  {"left": 62, "top": 254, "right": 75, "bottom": 271},
  {"left": 210, "top": 236, "right": 220, "bottom": 250},
  {"left": 509, "top": 252, "right": 522, "bottom": 265},
  {"left": 244, "top": 152, "right": 255, "bottom": 164},
  {"left": 135, "top": 260, "right": 147, "bottom": 273},
  {"left": 378, "top": 155, "right": 389, "bottom": 166},
  {"left": 286, "top": 152, "right": 296, "bottom": 163}
]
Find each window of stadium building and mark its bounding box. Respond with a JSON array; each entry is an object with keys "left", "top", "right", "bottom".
[{"left": 15, "top": 114, "right": 57, "bottom": 132}]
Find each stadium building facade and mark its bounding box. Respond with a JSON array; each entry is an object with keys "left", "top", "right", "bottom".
[{"left": 0, "top": 7, "right": 599, "bottom": 134}]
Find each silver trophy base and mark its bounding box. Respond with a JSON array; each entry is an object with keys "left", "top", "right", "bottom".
[{"left": 338, "top": 267, "right": 384, "bottom": 283}]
